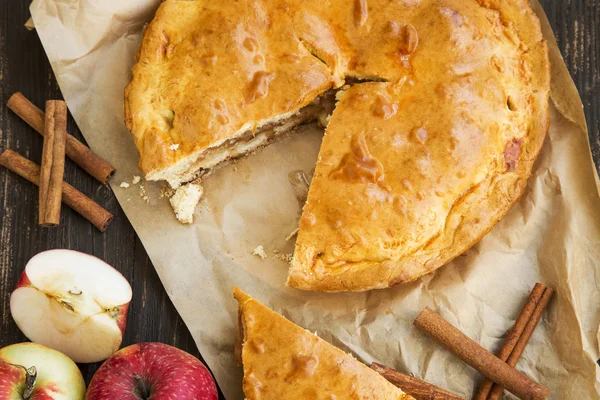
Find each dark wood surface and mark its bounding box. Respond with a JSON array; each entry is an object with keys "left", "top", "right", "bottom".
[{"left": 0, "top": 0, "right": 598, "bottom": 397}]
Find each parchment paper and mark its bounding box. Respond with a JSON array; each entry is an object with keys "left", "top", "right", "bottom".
[{"left": 29, "top": 1, "right": 600, "bottom": 398}]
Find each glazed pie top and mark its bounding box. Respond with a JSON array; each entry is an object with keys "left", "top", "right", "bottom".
[
  {"left": 234, "top": 287, "right": 414, "bottom": 399},
  {"left": 125, "top": 0, "right": 332, "bottom": 187},
  {"left": 126, "top": 0, "right": 550, "bottom": 291},
  {"left": 288, "top": 0, "right": 549, "bottom": 291}
]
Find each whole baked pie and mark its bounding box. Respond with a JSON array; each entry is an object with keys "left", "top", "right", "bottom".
[{"left": 125, "top": 0, "right": 550, "bottom": 291}]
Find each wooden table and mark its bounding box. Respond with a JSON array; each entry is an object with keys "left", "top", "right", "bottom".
[{"left": 0, "top": 1, "right": 598, "bottom": 397}]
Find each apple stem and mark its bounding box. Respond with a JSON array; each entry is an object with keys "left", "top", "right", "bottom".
[
  {"left": 0, "top": 362, "right": 37, "bottom": 399},
  {"left": 23, "top": 366, "right": 37, "bottom": 399},
  {"left": 133, "top": 375, "right": 151, "bottom": 400}
]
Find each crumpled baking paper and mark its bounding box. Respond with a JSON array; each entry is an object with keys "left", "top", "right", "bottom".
[{"left": 29, "top": 1, "right": 600, "bottom": 398}]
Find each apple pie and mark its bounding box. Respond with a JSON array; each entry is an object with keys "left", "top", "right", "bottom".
[
  {"left": 233, "top": 287, "right": 413, "bottom": 399},
  {"left": 126, "top": 0, "right": 550, "bottom": 291}
]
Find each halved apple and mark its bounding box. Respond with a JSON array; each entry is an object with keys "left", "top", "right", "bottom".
[{"left": 10, "top": 250, "right": 133, "bottom": 363}]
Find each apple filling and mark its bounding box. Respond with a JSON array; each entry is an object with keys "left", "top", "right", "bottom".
[{"left": 163, "top": 90, "right": 337, "bottom": 188}]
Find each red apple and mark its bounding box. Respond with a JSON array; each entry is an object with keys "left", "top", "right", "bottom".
[
  {"left": 0, "top": 342, "right": 86, "bottom": 399},
  {"left": 85, "top": 343, "right": 218, "bottom": 400},
  {"left": 10, "top": 250, "right": 132, "bottom": 363}
]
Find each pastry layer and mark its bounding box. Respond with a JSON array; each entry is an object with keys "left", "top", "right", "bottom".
[
  {"left": 234, "top": 288, "right": 413, "bottom": 399},
  {"left": 164, "top": 100, "right": 329, "bottom": 187}
]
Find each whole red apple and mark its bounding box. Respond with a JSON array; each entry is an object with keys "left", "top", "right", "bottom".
[{"left": 85, "top": 343, "right": 218, "bottom": 400}]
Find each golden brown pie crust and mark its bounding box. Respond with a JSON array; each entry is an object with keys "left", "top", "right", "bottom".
[
  {"left": 125, "top": 0, "right": 332, "bottom": 186},
  {"left": 126, "top": 0, "right": 550, "bottom": 292},
  {"left": 234, "top": 287, "right": 414, "bottom": 399},
  {"left": 288, "top": 0, "right": 550, "bottom": 291}
]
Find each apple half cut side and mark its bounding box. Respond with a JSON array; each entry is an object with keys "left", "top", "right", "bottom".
[{"left": 10, "top": 250, "right": 133, "bottom": 364}]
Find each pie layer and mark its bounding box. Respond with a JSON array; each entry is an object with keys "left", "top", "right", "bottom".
[
  {"left": 126, "top": 0, "right": 550, "bottom": 291},
  {"left": 234, "top": 287, "right": 413, "bottom": 399}
]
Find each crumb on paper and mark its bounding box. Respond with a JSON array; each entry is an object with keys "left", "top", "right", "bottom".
[
  {"left": 169, "top": 143, "right": 180, "bottom": 150},
  {"left": 251, "top": 245, "right": 267, "bottom": 260},
  {"left": 386, "top": 308, "right": 393, "bottom": 315},
  {"left": 138, "top": 185, "right": 151, "bottom": 203},
  {"left": 132, "top": 175, "right": 141, "bottom": 185},
  {"left": 273, "top": 249, "right": 280, "bottom": 254},
  {"left": 275, "top": 252, "right": 293, "bottom": 264},
  {"left": 286, "top": 227, "right": 299, "bottom": 241},
  {"left": 161, "top": 185, "right": 176, "bottom": 199},
  {"left": 120, "top": 182, "right": 130, "bottom": 188},
  {"left": 169, "top": 183, "right": 203, "bottom": 224}
]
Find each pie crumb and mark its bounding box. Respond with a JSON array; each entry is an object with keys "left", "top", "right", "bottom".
[
  {"left": 275, "top": 252, "right": 293, "bottom": 264},
  {"left": 132, "top": 175, "right": 141, "bottom": 185},
  {"left": 169, "top": 143, "right": 180, "bottom": 150},
  {"left": 161, "top": 185, "right": 176, "bottom": 199},
  {"left": 120, "top": 182, "right": 130, "bottom": 188},
  {"left": 138, "top": 184, "right": 147, "bottom": 201},
  {"left": 251, "top": 245, "right": 267, "bottom": 259},
  {"left": 169, "top": 183, "right": 203, "bottom": 224}
]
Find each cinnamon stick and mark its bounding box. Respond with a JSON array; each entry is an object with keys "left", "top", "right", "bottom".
[
  {"left": 487, "top": 287, "right": 554, "bottom": 400},
  {"left": 474, "top": 283, "right": 547, "bottom": 400},
  {"left": 371, "top": 362, "right": 465, "bottom": 400},
  {"left": 414, "top": 308, "right": 549, "bottom": 400},
  {"left": 39, "top": 100, "right": 67, "bottom": 227},
  {"left": 7, "top": 92, "right": 116, "bottom": 184},
  {"left": 0, "top": 149, "right": 113, "bottom": 232}
]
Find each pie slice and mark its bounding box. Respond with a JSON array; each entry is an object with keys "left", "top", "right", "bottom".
[{"left": 233, "top": 287, "right": 413, "bottom": 399}]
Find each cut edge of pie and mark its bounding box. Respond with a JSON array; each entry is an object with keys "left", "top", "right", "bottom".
[{"left": 126, "top": 97, "right": 333, "bottom": 189}]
